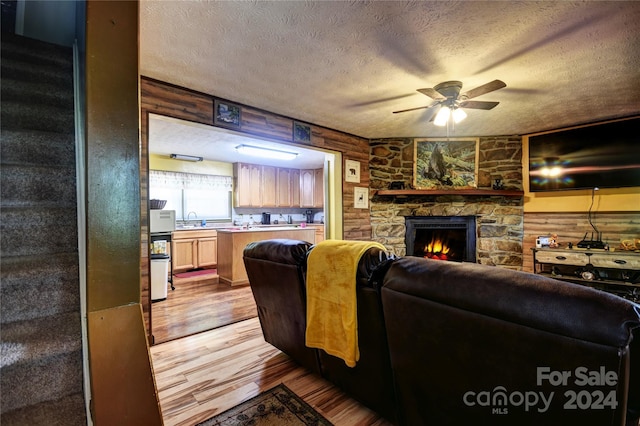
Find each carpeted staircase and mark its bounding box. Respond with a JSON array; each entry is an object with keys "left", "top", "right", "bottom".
[{"left": 1, "top": 32, "right": 87, "bottom": 424}]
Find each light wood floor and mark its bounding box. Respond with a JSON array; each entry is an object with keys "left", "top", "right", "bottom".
[
  {"left": 151, "top": 272, "right": 257, "bottom": 344},
  {"left": 150, "top": 316, "right": 393, "bottom": 426}
]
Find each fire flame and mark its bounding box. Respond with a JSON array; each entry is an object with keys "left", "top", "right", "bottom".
[{"left": 424, "top": 237, "right": 451, "bottom": 261}]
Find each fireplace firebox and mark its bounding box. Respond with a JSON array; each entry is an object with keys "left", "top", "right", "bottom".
[{"left": 405, "top": 216, "right": 477, "bottom": 262}]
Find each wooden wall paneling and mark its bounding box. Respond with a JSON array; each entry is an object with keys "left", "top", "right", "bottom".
[
  {"left": 140, "top": 111, "right": 150, "bottom": 334},
  {"left": 241, "top": 106, "right": 293, "bottom": 141},
  {"left": 140, "top": 77, "right": 214, "bottom": 125},
  {"left": 523, "top": 212, "right": 640, "bottom": 272}
]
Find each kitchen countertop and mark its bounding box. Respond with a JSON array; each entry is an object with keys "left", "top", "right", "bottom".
[
  {"left": 217, "top": 225, "right": 317, "bottom": 233},
  {"left": 173, "top": 222, "right": 323, "bottom": 232}
]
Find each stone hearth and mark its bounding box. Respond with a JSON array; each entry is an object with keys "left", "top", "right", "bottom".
[{"left": 369, "top": 136, "right": 524, "bottom": 269}]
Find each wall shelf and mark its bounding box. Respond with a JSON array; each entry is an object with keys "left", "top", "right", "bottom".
[{"left": 375, "top": 189, "right": 524, "bottom": 197}]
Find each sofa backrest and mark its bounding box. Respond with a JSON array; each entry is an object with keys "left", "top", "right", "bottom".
[
  {"left": 243, "top": 238, "right": 321, "bottom": 374},
  {"left": 381, "top": 256, "right": 640, "bottom": 426}
]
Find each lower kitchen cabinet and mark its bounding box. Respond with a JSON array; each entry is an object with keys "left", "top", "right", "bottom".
[
  {"left": 172, "top": 237, "right": 196, "bottom": 271},
  {"left": 197, "top": 236, "right": 218, "bottom": 268},
  {"left": 172, "top": 229, "right": 217, "bottom": 272},
  {"left": 307, "top": 224, "right": 325, "bottom": 243}
]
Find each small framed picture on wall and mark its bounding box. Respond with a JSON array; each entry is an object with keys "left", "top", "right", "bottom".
[
  {"left": 354, "top": 187, "right": 368, "bottom": 209},
  {"left": 214, "top": 99, "right": 242, "bottom": 129},
  {"left": 345, "top": 160, "right": 361, "bottom": 183}
]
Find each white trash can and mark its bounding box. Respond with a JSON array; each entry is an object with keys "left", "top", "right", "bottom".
[{"left": 151, "top": 255, "right": 170, "bottom": 301}]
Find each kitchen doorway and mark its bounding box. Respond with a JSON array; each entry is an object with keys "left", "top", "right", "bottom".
[{"left": 147, "top": 114, "right": 342, "bottom": 344}]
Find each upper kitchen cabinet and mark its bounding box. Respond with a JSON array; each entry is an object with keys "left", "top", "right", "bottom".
[
  {"left": 235, "top": 162, "right": 323, "bottom": 208},
  {"left": 314, "top": 168, "right": 324, "bottom": 208},
  {"left": 276, "top": 167, "right": 296, "bottom": 207},
  {"left": 261, "top": 165, "right": 277, "bottom": 207},
  {"left": 234, "top": 163, "right": 262, "bottom": 207},
  {"left": 300, "top": 168, "right": 324, "bottom": 208}
]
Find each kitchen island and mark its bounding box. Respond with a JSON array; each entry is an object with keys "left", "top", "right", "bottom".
[{"left": 217, "top": 227, "right": 316, "bottom": 286}]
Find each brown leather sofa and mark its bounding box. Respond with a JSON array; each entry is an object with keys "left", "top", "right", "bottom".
[
  {"left": 243, "top": 239, "right": 640, "bottom": 426},
  {"left": 382, "top": 256, "right": 640, "bottom": 426}
]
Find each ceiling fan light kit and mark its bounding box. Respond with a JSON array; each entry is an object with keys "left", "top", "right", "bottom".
[
  {"left": 433, "top": 106, "right": 451, "bottom": 126},
  {"left": 394, "top": 79, "right": 506, "bottom": 128}
]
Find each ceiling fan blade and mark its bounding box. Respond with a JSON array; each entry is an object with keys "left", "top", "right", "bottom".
[
  {"left": 417, "top": 88, "right": 446, "bottom": 100},
  {"left": 460, "top": 80, "right": 506, "bottom": 100},
  {"left": 459, "top": 100, "right": 500, "bottom": 110},
  {"left": 392, "top": 102, "right": 440, "bottom": 114}
]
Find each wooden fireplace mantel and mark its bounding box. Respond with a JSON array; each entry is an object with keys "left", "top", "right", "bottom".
[{"left": 375, "top": 189, "right": 525, "bottom": 197}]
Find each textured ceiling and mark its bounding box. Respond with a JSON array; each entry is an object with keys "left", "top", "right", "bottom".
[{"left": 140, "top": 1, "right": 640, "bottom": 141}]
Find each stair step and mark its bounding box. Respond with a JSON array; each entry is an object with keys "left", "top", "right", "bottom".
[
  {"left": 1, "top": 253, "right": 80, "bottom": 324},
  {"left": 0, "top": 393, "right": 86, "bottom": 426},
  {"left": 0, "top": 129, "right": 75, "bottom": 168},
  {"left": 1, "top": 78, "right": 74, "bottom": 109},
  {"left": 1, "top": 32, "right": 73, "bottom": 74},
  {"left": 1, "top": 58, "right": 73, "bottom": 92},
  {"left": 0, "top": 207, "right": 77, "bottom": 257},
  {"left": 1, "top": 100, "right": 75, "bottom": 134},
  {"left": 1, "top": 164, "right": 76, "bottom": 207},
  {"left": 1, "top": 312, "right": 83, "bottom": 413}
]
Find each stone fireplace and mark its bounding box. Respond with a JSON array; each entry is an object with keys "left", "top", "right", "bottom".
[
  {"left": 369, "top": 136, "right": 525, "bottom": 269},
  {"left": 405, "top": 216, "right": 476, "bottom": 262}
]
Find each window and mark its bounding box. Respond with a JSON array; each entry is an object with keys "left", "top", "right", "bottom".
[{"left": 149, "top": 170, "right": 232, "bottom": 221}]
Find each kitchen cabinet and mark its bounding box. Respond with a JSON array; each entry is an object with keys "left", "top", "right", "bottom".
[
  {"left": 261, "top": 165, "right": 277, "bottom": 207},
  {"left": 276, "top": 167, "right": 301, "bottom": 207},
  {"left": 290, "top": 169, "right": 300, "bottom": 206},
  {"left": 234, "top": 163, "right": 262, "bottom": 207},
  {"left": 300, "top": 169, "right": 314, "bottom": 207},
  {"left": 307, "top": 223, "right": 325, "bottom": 243},
  {"left": 172, "top": 238, "right": 196, "bottom": 271},
  {"left": 196, "top": 236, "right": 218, "bottom": 268},
  {"left": 236, "top": 163, "right": 322, "bottom": 208},
  {"left": 300, "top": 168, "right": 324, "bottom": 208},
  {"left": 172, "top": 229, "right": 218, "bottom": 272},
  {"left": 314, "top": 167, "right": 324, "bottom": 208}
]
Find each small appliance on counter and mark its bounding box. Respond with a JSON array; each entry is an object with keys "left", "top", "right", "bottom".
[
  {"left": 305, "top": 209, "right": 313, "bottom": 223},
  {"left": 261, "top": 212, "right": 271, "bottom": 225},
  {"left": 150, "top": 209, "right": 176, "bottom": 233}
]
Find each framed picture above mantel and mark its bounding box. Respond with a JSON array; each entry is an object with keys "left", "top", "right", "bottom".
[{"left": 413, "top": 138, "right": 479, "bottom": 190}]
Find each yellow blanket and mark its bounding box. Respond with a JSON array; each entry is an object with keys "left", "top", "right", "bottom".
[{"left": 305, "top": 240, "right": 387, "bottom": 367}]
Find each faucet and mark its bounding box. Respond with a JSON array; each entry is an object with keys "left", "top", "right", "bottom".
[{"left": 187, "top": 211, "right": 198, "bottom": 220}]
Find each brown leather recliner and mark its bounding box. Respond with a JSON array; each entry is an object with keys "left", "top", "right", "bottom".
[
  {"left": 381, "top": 256, "right": 640, "bottom": 426},
  {"left": 312, "top": 244, "right": 399, "bottom": 424},
  {"left": 243, "top": 239, "right": 399, "bottom": 423},
  {"left": 243, "top": 239, "right": 321, "bottom": 374}
]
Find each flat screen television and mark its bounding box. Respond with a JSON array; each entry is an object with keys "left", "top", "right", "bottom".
[{"left": 528, "top": 117, "right": 640, "bottom": 192}]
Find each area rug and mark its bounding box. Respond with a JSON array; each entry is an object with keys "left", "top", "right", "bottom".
[{"left": 196, "top": 384, "right": 332, "bottom": 426}]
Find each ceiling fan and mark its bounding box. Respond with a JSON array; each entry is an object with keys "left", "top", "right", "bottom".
[{"left": 393, "top": 80, "right": 506, "bottom": 126}]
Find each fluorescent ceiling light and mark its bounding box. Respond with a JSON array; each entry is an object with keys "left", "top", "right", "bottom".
[
  {"left": 170, "top": 153, "right": 203, "bottom": 162},
  {"left": 235, "top": 144, "right": 298, "bottom": 160}
]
